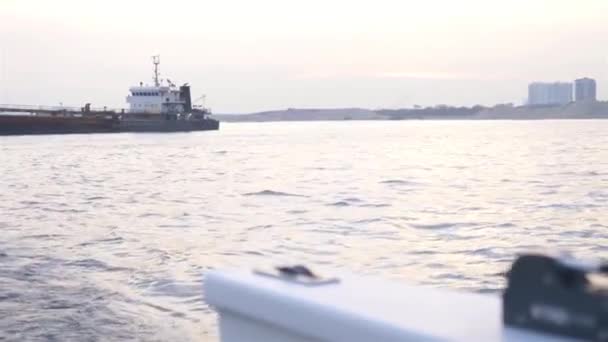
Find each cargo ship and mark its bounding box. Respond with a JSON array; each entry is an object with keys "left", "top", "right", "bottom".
[{"left": 0, "top": 56, "right": 219, "bottom": 135}]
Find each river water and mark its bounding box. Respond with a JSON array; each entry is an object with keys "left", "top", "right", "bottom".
[{"left": 1, "top": 120, "right": 608, "bottom": 341}]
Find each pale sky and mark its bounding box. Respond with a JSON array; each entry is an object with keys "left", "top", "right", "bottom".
[{"left": 1, "top": 0, "right": 607, "bottom": 113}]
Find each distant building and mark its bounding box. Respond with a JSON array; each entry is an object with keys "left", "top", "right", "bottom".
[
  {"left": 528, "top": 82, "right": 573, "bottom": 106},
  {"left": 574, "top": 78, "right": 597, "bottom": 102}
]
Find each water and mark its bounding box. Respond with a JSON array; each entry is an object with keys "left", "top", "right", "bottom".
[{"left": 1, "top": 120, "right": 608, "bottom": 340}]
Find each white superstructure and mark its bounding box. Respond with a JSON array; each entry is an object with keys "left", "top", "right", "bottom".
[{"left": 125, "top": 56, "right": 189, "bottom": 115}]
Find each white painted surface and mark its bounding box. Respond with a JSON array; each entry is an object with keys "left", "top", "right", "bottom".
[
  {"left": 204, "top": 269, "right": 581, "bottom": 342},
  {"left": 219, "top": 311, "right": 321, "bottom": 342},
  {"left": 126, "top": 85, "right": 184, "bottom": 114}
]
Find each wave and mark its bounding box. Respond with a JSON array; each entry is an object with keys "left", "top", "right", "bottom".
[
  {"left": 138, "top": 212, "right": 163, "bottom": 218},
  {"left": 410, "top": 222, "right": 456, "bottom": 230},
  {"left": 352, "top": 218, "right": 384, "bottom": 224},
  {"left": 286, "top": 209, "right": 308, "bottom": 214},
  {"left": 19, "top": 200, "right": 42, "bottom": 206},
  {"left": 21, "top": 234, "right": 66, "bottom": 240},
  {"left": 85, "top": 196, "right": 108, "bottom": 201},
  {"left": 588, "top": 191, "right": 608, "bottom": 199},
  {"left": 327, "top": 201, "right": 350, "bottom": 207},
  {"left": 41, "top": 207, "right": 87, "bottom": 214},
  {"left": 468, "top": 247, "right": 505, "bottom": 258},
  {"left": 242, "top": 190, "right": 307, "bottom": 197},
  {"left": 360, "top": 203, "right": 391, "bottom": 208},
  {"left": 380, "top": 179, "right": 421, "bottom": 186},
  {"left": 326, "top": 198, "right": 389, "bottom": 207},
  {"left": 342, "top": 197, "right": 362, "bottom": 202},
  {"left": 66, "top": 259, "right": 130, "bottom": 272},
  {"left": 495, "top": 222, "right": 516, "bottom": 228},
  {"left": 432, "top": 273, "right": 469, "bottom": 281},
  {"left": 536, "top": 203, "right": 601, "bottom": 210},
  {"left": 409, "top": 222, "right": 481, "bottom": 230},
  {"left": 78, "top": 237, "right": 124, "bottom": 247}
]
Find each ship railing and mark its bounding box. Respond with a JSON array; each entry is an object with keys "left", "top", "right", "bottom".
[{"left": 0, "top": 104, "right": 130, "bottom": 114}]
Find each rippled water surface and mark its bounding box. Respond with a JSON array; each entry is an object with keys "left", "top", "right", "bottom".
[{"left": 2, "top": 120, "right": 608, "bottom": 340}]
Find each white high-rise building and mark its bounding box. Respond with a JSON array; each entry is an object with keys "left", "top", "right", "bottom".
[{"left": 527, "top": 82, "right": 573, "bottom": 106}]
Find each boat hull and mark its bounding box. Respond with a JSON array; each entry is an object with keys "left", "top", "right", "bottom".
[
  {"left": 0, "top": 115, "right": 219, "bottom": 136},
  {"left": 118, "top": 118, "right": 220, "bottom": 132},
  {"left": 0, "top": 114, "right": 119, "bottom": 135}
]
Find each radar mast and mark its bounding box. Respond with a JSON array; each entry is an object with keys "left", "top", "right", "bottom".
[{"left": 152, "top": 55, "right": 160, "bottom": 86}]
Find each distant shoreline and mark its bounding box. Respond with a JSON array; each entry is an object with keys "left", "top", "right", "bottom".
[{"left": 213, "top": 101, "right": 608, "bottom": 122}]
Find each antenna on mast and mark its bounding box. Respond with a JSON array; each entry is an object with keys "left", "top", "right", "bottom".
[{"left": 152, "top": 55, "right": 160, "bottom": 86}]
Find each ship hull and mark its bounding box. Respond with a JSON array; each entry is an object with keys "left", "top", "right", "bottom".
[
  {"left": 0, "top": 115, "right": 119, "bottom": 136},
  {"left": 117, "top": 118, "right": 220, "bottom": 132},
  {"left": 0, "top": 115, "right": 219, "bottom": 136}
]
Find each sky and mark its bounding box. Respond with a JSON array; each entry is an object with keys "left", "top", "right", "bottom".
[{"left": 1, "top": 0, "right": 607, "bottom": 113}]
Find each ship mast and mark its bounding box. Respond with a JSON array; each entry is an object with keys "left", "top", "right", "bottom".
[{"left": 152, "top": 55, "right": 160, "bottom": 86}]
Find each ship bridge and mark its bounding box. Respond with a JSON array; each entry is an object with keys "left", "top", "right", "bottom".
[{"left": 126, "top": 56, "right": 192, "bottom": 115}]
